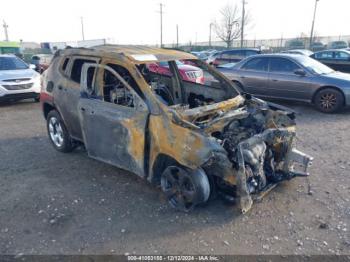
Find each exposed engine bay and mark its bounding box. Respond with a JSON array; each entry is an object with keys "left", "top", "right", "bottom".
[{"left": 175, "top": 94, "right": 313, "bottom": 213}]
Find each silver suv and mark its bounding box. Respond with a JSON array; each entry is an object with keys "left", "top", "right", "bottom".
[{"left": 0, "top": 54, "right": 41, "bottom": 102}]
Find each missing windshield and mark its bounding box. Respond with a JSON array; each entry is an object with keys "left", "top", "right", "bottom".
[{"left": 137, "top": 59, "right": 239, "bottom": 109}]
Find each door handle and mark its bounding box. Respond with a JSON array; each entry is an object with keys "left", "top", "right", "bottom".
[
  {"left": 272, "top": 79, "right": 279, "bottom": 82},
  {"left": 240, "top": 76, "right": 246, "bottom": 79}
]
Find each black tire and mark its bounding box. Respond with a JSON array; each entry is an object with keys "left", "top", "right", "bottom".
[
  {"left": 161, "top": 166, "right": 210, "bottom": 212},
  {"left": 314, "top": 88, "right": 344, "bottom": 113},
  {"left": 46, "top": 110, "right": 75, "bottom": 153}
]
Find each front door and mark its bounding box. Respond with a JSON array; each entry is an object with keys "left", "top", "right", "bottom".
[{"left": 78, "top": 64, "right": 149, "bottom": 177}]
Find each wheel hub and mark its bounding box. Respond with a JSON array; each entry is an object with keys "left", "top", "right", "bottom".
[
  {"left": 320, "top": 93, "right": 337, "bottom": 109},
  {"left": 49, "top": 117, "right": 64, "bottom": 147}
]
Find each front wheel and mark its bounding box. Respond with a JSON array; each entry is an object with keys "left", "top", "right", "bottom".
[
  {"left": 161, "top": 166, "right": 210, "bottom": 212},
  {"left": 46, "top": 110, "right": 75, "bottom": 153},
  {"left": 314, "top": 88, "right": 344, "bottom": 113}
]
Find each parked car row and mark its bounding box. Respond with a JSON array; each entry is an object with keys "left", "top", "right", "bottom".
[
  {"left": 284, "top": 39, "right": 349, "bottom": 51},
  {"left": 2, "top": 45, "right": 350, "bottom": 114}
]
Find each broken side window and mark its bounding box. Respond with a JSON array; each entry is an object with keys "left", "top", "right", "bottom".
[
  {"left": 102, "top": 64, "right": 139, "bottom": 108},
  {"left": 137, "top": 62, "right": 177, "bottom": 106},
  {"left": 70, "top": 58, "right": 96, "bottom": 83},
  {"left": 176, "top": 59, "right": 239, "bottom": 108}
]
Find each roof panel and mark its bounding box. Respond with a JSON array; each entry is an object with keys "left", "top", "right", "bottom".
[{"left": 93, "top": 45, "right": 196, "bottom": 63}]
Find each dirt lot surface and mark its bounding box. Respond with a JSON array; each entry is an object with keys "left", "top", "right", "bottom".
[{"left": 0, "top": 100, "right": 349, "bottom": 256}]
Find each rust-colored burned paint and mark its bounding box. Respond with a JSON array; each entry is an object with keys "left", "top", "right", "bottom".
[
  {"left": 148, "top": 113, "right": 210, "bottom": 172},
  {"left": 179, "top": 96, "right": 245, "bottom": 123},
  {"left": 94, "top": 45, "right": 197, "bottom": 64},
  {"left": 120, "top": 116, "right": 146, "bottom": 166}
]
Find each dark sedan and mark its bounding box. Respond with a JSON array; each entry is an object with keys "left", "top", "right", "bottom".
[
  {"left": 310, "top": 49, "right": 350, "bottom": 73},
  {"left": 218, "top": 54, "right": 350, "bottom": 113}
]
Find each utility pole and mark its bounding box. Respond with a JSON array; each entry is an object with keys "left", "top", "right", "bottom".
[
  {"left": 159, "top": 3, "right": 163, "bottom": 48},
  {"left": 240, "top": 0, "right": 246, "bottom": 48},
  {"left": 209, "top": 23, "right": 213, "bottom": 48},
  {"left": 176, "top": 24, "right": 179, "bottom": 48},
  {"left": 3, "top": 20, "right": 9, "bottom": 41},
  {"left": 81, "top": 17, "right": 85, "bottom": 41},
  {"left": 309, "top": 0, "right": 320, "bottom": 48}
]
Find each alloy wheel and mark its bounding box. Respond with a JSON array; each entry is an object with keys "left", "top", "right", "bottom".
[
  {"left": 319, "top": 92, "right": 337, "bottom": 110},
  {"left": 48, "top": 117, "right": 64, "bottom": 148}
]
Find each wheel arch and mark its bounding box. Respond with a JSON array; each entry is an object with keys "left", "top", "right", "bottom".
[
  {"left": 150, "top": 153, "right": 185, "bottom": 186},
  {"left": 312, "top": 86, "right": 346, "bottom": 105},
  {"left": 43, "top": 102, "right": 56, "bottom": 119}
]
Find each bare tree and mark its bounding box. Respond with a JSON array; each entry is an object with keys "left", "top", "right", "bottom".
[
  {"left": 214, "top": 4, "right": 252, "bottom": 48},
  {"left": 214, "top": 4, "right": 241, "bottom": 48}
]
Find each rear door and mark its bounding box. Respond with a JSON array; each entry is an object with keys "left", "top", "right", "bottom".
[
  {"left": 236, "top": 57, "right": 269, "bottom": 95},
  {"left": 78, "top": 63, "right": 149, "bottom": 177},
  {"left": 53, "top": 56, "right": 99, "bottom": 141},
  {"left": 267, "top": 57, "right": 312, "bottom": 100}
]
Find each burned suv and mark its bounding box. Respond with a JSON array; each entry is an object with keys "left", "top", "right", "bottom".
[{"left": 41, "top": 45, "right": 313, "bottom": 213}]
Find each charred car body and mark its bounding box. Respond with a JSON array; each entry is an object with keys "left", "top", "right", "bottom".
[{"left": 41, "top": 45, "right": 313, "bottom": 213}]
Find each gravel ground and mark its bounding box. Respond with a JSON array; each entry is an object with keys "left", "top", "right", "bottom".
[{"left": 0, "top": 99, "right": 349, "bottom": 256}]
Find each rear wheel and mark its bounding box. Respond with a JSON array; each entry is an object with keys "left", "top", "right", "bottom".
[
  {"left": 47, "top": 110, "right": 75, "bottom": 153},
  {"left": 161, "top": 166, "right": 210, "bottom": 212},
  {"left": 314, "top": 88, "right": 344, "bottom": 113}
]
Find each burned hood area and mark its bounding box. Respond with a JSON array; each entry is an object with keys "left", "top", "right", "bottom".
[{"left": 174, "top": 94, "right": 313, "bottom": 213}]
